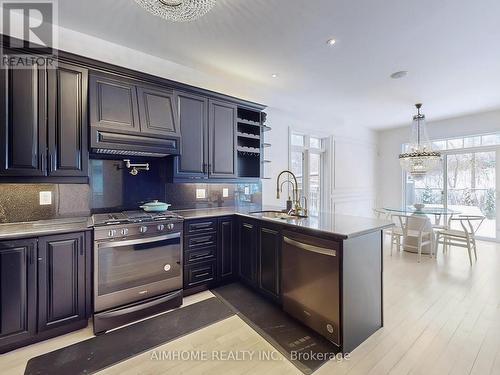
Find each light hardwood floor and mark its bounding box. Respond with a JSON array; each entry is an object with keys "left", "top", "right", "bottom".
[{"left": 1, "top": 240, "right": 500, "bottom": 375}]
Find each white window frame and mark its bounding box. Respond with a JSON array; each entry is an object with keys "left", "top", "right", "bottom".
[{"left": 288, "top": 128, "right": 333, "bottom": 215}]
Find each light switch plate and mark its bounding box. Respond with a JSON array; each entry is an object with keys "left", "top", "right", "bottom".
[
  {"left": 196, "top": 188, "right": 206, "bottom": 199},
  {"left": 222, "top": 188, "right": 229, "bottom": 198},
  {"left": 39, "top": 191, "right": 52, "bottom": 205}
]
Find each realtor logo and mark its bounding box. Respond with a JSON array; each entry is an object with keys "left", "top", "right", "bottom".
[{"left": 0, "top": 0, "right": 58, "bottom": 68}]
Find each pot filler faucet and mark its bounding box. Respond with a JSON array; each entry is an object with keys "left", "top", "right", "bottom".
[{"left": 276, "top": 170, "right": 308, "bottom": 217}]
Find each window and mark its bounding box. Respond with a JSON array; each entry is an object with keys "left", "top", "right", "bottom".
[{"left": 289, "top": 131, "right": 331, "bottom": 216}]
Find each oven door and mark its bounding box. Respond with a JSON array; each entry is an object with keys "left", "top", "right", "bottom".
[{"left": 94, "top": 232, "right": 182, "bottom": 312}]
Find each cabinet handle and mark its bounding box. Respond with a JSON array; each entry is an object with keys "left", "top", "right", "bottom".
[
  {"left": 191, "top": 251, "right": 212, "bottom": 259},
  {"left": 194, "top": 272, "right": 210, "bottom": 278},
  {"left": 29, "top": 246, "right": 34, "bottom": 265},
  {"left": 48, "top": 152, "right": 53, "bottom": 172},
  {"left": 202, "top": 163, "right": 207, "bottom": 174},
  {"left": 41, "top": 152, "right": 46, "bottom": 173}
]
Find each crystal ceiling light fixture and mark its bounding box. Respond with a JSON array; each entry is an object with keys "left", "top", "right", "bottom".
[
  {"left": 135, "top": 0, "right": 216, "bottom": 22},
  {"left": 399, "top": 103, "right": 441, "bottom": 180}
]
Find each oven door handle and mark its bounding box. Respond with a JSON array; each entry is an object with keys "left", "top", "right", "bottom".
[
  {"left": 97, "top": 290, "right": 183, "bottom": 318},
  {"left": 98, "top": 233, "right": 181, "bottom": 249}
]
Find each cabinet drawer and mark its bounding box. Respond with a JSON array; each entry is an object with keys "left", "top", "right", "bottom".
[
  {"left": 185, "top": 246, "right": 216, "bottom": 264},
  {"left": 185, "top": 233, "right": 217, "bottom": 249},
  {"left": 184, "top": 260, "right": 216, "bottom": 288},
  {"left": 185, "top": 219, "right": 217, "bottom": 234}
]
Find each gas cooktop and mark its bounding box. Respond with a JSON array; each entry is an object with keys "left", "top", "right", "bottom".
[{"left": 92, "top": 210, "right": 183, "bottom": 226}]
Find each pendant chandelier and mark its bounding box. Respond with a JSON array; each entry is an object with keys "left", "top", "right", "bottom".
[
  {"left": 399, "top": 103, "right": 441, "bottom": 179},
  {"left": 135, "top": 0, "right": 216, "bottom": 22}
]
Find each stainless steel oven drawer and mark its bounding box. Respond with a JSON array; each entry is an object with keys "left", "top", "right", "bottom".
[
  {"left": 184, "top": 260, "right": 216, "bottom": 288},
  {"left": 185, "top": 246, "right": 216, "bottom": 264}
]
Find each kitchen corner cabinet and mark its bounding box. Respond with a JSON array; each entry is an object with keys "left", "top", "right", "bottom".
[
  {"left": 0, "top": 239, "right": 37, "bottom": 351},
  {"left": 0, "top": 56, "right": 89, "bottom": 179},
  {"left": 238, "top": 219, "right": 258, "bottom": 286},
  {"left": 174, "top": 94, "right": 237, "bottom": 180},
  {"left": 0, "top": 231, "right": 90, "bottom": 354},
  {"left": 238, "top": 218, "right": 281, "bottom": 301},
  {"left": 258, "top": 225, "right": 281, "bottom": 300},
  {"left": 218, "top": 217, "right": 237, "bottom": 283}
]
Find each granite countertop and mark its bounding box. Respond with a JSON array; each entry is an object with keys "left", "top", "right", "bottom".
[
  {"left": 175, "top": 206, "right": 393, "bottom": 239},
  {"left": 0, "top": 217, "right": 92, "bottom": 240}
]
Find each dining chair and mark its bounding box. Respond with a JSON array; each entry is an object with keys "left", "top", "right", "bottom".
[
  {"left": 389, "top": 214, "right": 404, "bottom": 255},
  {"left": 435, "top": 215, "right": 485, "bottom": 266},
  {"left": 395, "top": 214, "right": 434, "bottom": 262}
]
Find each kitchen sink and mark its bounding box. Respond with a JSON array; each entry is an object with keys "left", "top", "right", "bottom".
[{"left": 249, "top": 210, "right": 301, "bottom": 220}]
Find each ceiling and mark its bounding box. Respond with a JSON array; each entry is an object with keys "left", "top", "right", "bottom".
[{"left": 58, "top": 0, "right": 500, "bottom": 130}]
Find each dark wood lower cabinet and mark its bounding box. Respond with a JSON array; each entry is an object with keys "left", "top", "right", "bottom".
[
  {"left": 37, "top": 232, "right": 87, "bottom": 332},
  {"left": 218, "top": 217, "right": 236, "bottom": 283},
  {"left": 0, "top": 239, "right": 37, "bottom": 351},
  {"left": 258, "top": 225, "right": 281, "bottom": 301},
  {"left": 238, "top": 219, "right": 258, "bottom": 286},
  {"left": 0, "top": 232, "right": 90, "bottom": 354}
]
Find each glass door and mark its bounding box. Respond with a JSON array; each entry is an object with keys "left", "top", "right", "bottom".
[{"left": 446, "top": 151, "right": 496, "bottom": 239}]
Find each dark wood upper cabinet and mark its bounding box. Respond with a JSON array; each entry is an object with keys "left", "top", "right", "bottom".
[
  {"left": 174, "top": 92, "right": 208, "bottom": 179},
  {"left": 89, "top": 73, "right": 140, "bottom": 133},
  {"left": 37, "top": 232, "right": 86, "bottom": 332},
  {"left": 0, "top": 239, "right": 37, "bottom": 352},
  {"left": 47, "top": 62, "right": 88, "bottom": 177},
  {"left": 208, "top": 99, "right": 237, "bottom": 178},
  {"left": 258, "top": 225, "right": 281, "bottom": 300},
  {"left": 0, "top": 59, "right": 47, "bottom": 177},
  {"left": 137, "top": 85, "right": 179, "bottom": 137}
]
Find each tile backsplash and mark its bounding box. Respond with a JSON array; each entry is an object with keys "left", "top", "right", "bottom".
[
  {"left": 0, "top": 184, "right": 90, "bottom": 223},
  {"left": 0, "top": 159, "right": 262, "bottom": 223}
]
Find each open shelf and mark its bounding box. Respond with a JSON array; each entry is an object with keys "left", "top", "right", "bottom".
[
  {"left": 237, "top": 146, "right": 260, "bottom": 154},
  {"left": 237, "top": 132, "right": 260, "bottom": 140}
]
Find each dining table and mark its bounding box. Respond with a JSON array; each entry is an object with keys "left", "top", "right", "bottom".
[{"left": 383, "top": 206, "right": 461, "bottom": 254}]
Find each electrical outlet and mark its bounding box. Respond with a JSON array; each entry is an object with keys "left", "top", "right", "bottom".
[
  {"left": 39, "top": 191, "right": 52, "bottom": 205},
  {"left": 196, "top": 188, "right": 206, "bottom": 199},
  {"left": 222, "top": 188, "right": 229, "bottom": 198}
]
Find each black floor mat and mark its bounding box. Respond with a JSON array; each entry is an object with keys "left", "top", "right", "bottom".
[
  {"left": 24, "top": 297, "right": 234, "bottom": 375},
  {"left": 212, "top": 283, "right": 340, "bottom": 374}
]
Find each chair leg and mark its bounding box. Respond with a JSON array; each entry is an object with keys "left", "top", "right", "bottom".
[
  {"left": 390, "top": 234, "right": 394, "bottom": 255},
  {"left": 417, "top": 239, "right": 422, "bottom": 263},
  {"left": 466, "top": 238, "right": 472, "bottom": 266},
  {"left": 473, "top": 239, "right": 478, "bottom": 260}
]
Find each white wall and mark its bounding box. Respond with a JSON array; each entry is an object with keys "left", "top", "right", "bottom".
[
  {"left": 376, "top": 109, "right": 500, "bottom": 208},
  {"left": 58, "top": 26, "right": 377, "bottom": 217},
  {"left": 262, "top": 109, "right": 377, "bottom": 216}
]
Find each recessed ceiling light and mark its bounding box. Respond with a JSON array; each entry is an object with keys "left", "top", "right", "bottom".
[
  {"left": 326, "top": 38, "right": 336, "bottom": 46},
  {"left": 390, "top": 71, "right": 408, "bottom": 79},
  {"left": 271, "top": 73, "right": 278, "bottom": 78}
]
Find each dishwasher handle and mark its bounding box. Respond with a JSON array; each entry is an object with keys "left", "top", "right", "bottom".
[{"left": 283, "top": 236, "right": 337, "bottom": 257}]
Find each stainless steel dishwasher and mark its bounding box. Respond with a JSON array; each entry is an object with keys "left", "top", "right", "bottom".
[{"left": 281, "top": 230, "right": 340, "bottom": 346}]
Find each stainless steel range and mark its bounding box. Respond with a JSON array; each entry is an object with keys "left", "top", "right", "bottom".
[{"left": 92, "top": 211, "right": 184, "bottom": 334}]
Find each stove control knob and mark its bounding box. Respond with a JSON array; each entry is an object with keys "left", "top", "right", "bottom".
[
  {"left": 121, "top": 228, "right": 129, "bottom": 236},
  {"left": 166, "top": 223, "right": 175, "bottom": 230},
  {"left": 108, "top": 229, "right": 117, "bottom": 237},
  {"left": 157, "top": 224, "right": 165, "bottom": 232},
  {"left": 139, "top": 226, "right": 148, "bottom": 234}
]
